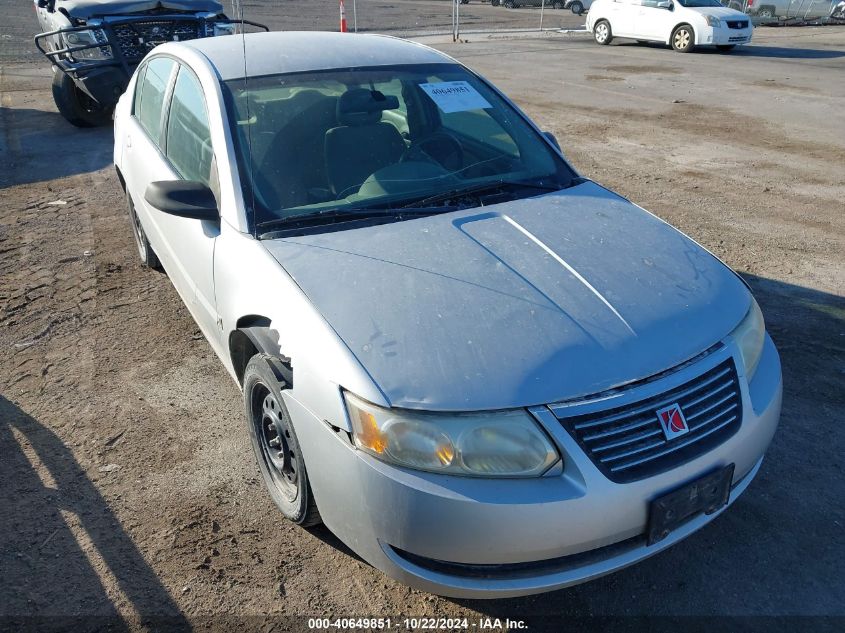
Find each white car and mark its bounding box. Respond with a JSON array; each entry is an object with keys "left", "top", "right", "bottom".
[{"left": 587, "top": 0, "right": 754, "bottom": 52}]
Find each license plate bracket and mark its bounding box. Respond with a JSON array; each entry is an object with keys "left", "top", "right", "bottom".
[{"left": 647, "top": 464, "right": 735, "bottom": 546}]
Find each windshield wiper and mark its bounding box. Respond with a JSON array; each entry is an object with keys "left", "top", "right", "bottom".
[
  {"left": 256, "top": 205, "right": 455, "bottom": 238},
  {"left": 399, "top": 179, "right": 564, "bottom": 210}
]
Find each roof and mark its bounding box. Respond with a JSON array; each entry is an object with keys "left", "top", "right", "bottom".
[{"left": 180, "top": 31, "right": 455, "bottom": 81}]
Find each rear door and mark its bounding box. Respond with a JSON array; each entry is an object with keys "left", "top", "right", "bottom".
[
  {"left": 122, "top": 56, "right": 192, "bottom": 297},
  {"left": 606, "top": 0, "right": 641, "bottom": 37},
  {"left": 121, "top": 57, "right": 220, "bottom": 342}
]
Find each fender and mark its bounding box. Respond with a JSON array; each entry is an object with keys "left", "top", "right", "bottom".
[{"left": 230, "top": 324, "right": 293, "bottom": 388}]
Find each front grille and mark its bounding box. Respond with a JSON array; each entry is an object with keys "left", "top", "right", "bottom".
[
  {"left": 111, "top": 20, "right": 203, "bottom": 63},
  {"left": 729, "top": 36, "right": 749, "bottom": 42},
  {"left": 551, "top": 359, "right": 742, "bottom": 483},
  {"left": 727, "top": 20, "right": 750, "bottom": 29}
]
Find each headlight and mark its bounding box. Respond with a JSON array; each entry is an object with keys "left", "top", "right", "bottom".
[
  {"left": 730, "top": 297, "right": 765, "bottom": 381},
  {"left": 344, "top": 393, "right": 560, "bottom": 477},
  {"left": 705, "top": 14, "right": 723, "bottom": 27},
  {"left": 213, "top": 22, "right": 237, "bottom": 37},
  {"left": 65, "top": 29, "right": 112, "bottom": 61}
]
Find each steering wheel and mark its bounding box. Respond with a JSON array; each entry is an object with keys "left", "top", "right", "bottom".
[{"left": 401, "top": 131, "right": 464, "bottom": 173}]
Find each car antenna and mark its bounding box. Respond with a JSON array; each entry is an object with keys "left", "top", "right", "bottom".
[{"left": 233, "top": 0, "right": 257, "bottom": 231}]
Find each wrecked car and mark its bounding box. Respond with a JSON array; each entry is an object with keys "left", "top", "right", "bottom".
[
  {"left": 34, "top": 0, "right": 264, "bottom": 126},
  {"left": 112, "top": 31, "right": 782, "bottom": 597}
]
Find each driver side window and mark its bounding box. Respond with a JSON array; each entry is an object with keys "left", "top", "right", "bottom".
[{"left": 166, "top": 67, "right": 213, "bottom": 187}]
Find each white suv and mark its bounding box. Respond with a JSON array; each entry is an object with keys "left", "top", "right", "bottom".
[{"left": 587, "top": 0, "right": 754, "bottom": 53}]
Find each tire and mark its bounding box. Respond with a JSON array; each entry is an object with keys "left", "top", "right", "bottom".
[
  {"left": 671, "top": 24, "right": 695, "bottom": 53},
  {"left": 491, "top": 0, "right": 500, "bottom": 5},
  {"left": 757, "top": 7, "right": 775, "bottom": 18},
  {"left": 504, "top": 0, "right": 515, "bottom": 7},
  {"left": 593, "top": 19, "right": 612, "bottom": 45},
  {"left": 570, "top": 1, "right": 584, "bottom": 14},
  {"left": 126, "top": 193, "right": 161, "bottom": 270},
  {"left": 716, "top": 44, "right": 736, "bottom": 51},
  {"left": 51, "top": 70, "right": 112, "bottom": 128},
  {"left": 244, "top": 354, "right": 321, "bottom": 527}
]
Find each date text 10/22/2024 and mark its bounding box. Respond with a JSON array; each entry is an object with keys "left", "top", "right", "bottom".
[{"left": 307, "top": 618, "right": 528, "bottom": 630}]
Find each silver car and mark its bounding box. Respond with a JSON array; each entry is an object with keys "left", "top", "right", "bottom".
[{"left": 112, "top": 31, "right": 782, "bottom": 598}]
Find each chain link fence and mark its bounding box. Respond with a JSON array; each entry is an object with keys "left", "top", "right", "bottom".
[{"left": 231, "top": 0, "right": 844, "bottom": 40}]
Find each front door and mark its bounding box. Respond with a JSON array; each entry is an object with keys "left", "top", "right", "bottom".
[{"left": 636, "top": 0, "right": 680, "bottom": 41}]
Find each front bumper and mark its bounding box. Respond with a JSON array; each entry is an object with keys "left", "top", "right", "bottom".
[
  {"left": 34, "top": 17, "right": 268, "bottom": 107},
  {"left": 288, "top": 335, "right": 781, "bottom": 598},
  {"left": 702, "top": 25, "right": 754, "bottom": 45}
]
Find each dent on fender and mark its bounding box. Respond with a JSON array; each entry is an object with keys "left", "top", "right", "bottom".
[{"left": 230, "top": 320, "right": 292, "bottom": 387}]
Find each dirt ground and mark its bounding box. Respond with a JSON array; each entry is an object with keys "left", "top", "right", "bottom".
[{"left": 1, "top": 1, "right": 844, "bottom": 630}]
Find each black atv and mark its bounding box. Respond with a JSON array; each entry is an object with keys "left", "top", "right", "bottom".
[{"left": 33, "top": 0, "right": 266, "bottom": 127}]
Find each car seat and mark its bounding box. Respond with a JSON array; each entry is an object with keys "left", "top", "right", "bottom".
[{"left": 324, "top": 88, "right": 406, "bottom": 198}]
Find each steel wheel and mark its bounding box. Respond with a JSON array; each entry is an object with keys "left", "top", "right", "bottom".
[
  {"left": 125, "top": 193, "right": 160, "bottom": 269},
  {"left": 252, "top": 384, "right": 299, "bottom": 502},
  {"left": 243, "top": 354, "right": 321, "bottom": 526},
  {"left": 129, "top": 199, "right": 147, "bottom": 260}
]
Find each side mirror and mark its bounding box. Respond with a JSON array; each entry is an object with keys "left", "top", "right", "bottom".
[
  {"left": 656, "top": 0, "right": 672, "bottom": 8},
  {"left": 543, "top": 131, "right": 561, "bottom": 151},
  {"left": 144, "top": 180, "right": 218, "bottom": 221}
]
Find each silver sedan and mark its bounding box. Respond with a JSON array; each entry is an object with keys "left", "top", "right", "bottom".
[{"left": 112, "top": 31, "right": 782, "bottom": 598}]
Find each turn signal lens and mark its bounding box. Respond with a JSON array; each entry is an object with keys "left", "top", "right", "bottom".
[{"left": 352, "top": 407, "right": 386, "bottom": 454}]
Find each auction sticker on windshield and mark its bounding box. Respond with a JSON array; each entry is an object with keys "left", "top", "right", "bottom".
[{"left": 419, "top": 81, "right": 492, "bottom": 114}]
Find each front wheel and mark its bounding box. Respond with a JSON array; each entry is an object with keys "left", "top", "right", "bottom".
[
  {"left": 504, "top": 0, "right": 515, "bottom": 7},
  {"left": 716, "top": 44, "right": 736, "bottom": 51},
  {"left": 594, "top": 20, "right": 612, "bottom": 45},
  {"left": 51, "top": 70, "right": 112, "bottom": 127},
  {"left": 570, "top": 1, "right": 584, "bottom": 14},
  {"left": 671, "top": 24, "right": 695, "bottom": 53},
  {"left": 244, "top": 354, "right": 321, "bottom": 527}
]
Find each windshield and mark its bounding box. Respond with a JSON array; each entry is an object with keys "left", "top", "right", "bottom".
[
  {"left": 676, "top": 0, "right": 724, "bottom": 7},
  {"left": 223, "top": 63, "right": 575, "bottom": 232}
]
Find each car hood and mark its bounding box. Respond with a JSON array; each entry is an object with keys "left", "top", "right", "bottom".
[
  {"left": 58, "top": 0, "right": 223, "bottom": 19},
  {"left": 686, "top": 5, "right": 748, "bottom": 19},
  {"left": 262, "top": 181, "right": 750, "bottom": 411}
]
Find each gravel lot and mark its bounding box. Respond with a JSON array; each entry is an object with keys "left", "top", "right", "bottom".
[{"left": 1, "top": 1, "right": 844, "bottom": 629}]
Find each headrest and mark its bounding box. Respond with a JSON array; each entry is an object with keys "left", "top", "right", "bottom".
[{"left": 337, "top": 88, "right": 400, "bottom": 126}]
